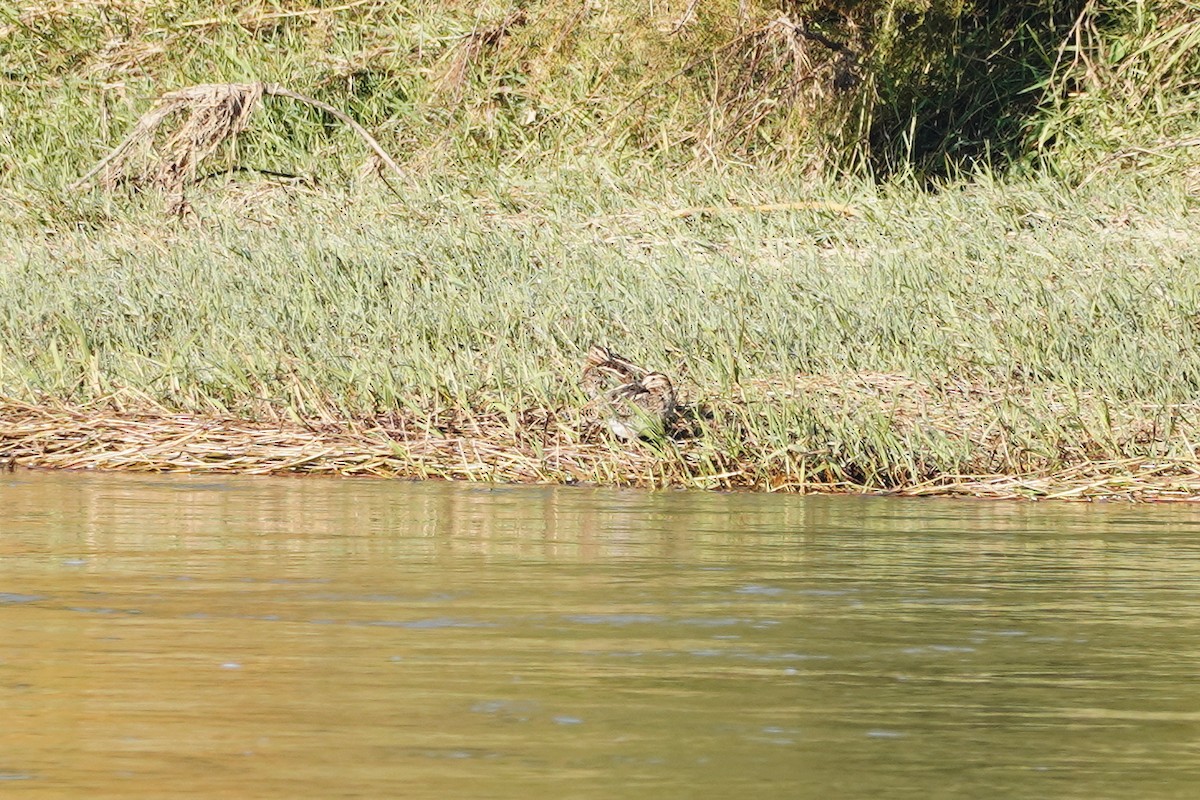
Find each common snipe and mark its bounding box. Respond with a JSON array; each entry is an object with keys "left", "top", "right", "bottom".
[{"left": 583, "top": 345, "right": 676, "bottom": 440}]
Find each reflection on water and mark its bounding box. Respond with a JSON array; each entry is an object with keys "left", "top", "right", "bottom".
[{"left": 2, "top": 470, "right": 1200, "bottom": 799}]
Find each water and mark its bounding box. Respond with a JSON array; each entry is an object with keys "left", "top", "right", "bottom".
[{"left": 2, "top": 470, "right": 1199, "bottom": 799}]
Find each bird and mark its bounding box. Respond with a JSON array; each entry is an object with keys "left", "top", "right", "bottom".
[
  {"left": 582, "top": 345, "right": 677, "bottom": 440},
  {"left": 582, "top": 344, "right": 643, "bottom": 393}
]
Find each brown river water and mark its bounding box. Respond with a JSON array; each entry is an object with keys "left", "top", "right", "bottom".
[{"left": 2, "top": 470, "right": 1199, "bottom": 799}]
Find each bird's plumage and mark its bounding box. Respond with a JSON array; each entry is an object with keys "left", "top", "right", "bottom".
[{"left": 583, "top": 346, "right": 676, "bottom": 440}]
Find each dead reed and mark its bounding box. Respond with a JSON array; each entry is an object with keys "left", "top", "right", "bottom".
[
  {"left": 71, "top": 82, "right": 404, "bottom": 214},
  {"left": 6, "top": 372, "right": 1200, "bottom": 502},
  {"left": 430, "top": 10, "right": 527, "bottom": 102},
  {"left": 0, "top": 396, "right": 664, "bottom": 485}
]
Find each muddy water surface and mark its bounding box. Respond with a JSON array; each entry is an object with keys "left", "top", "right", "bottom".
[{"left": 2, "top": 470, "right": 1199, "bottom": 798}]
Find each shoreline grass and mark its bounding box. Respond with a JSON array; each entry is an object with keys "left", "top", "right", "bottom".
[
  {"left": 7, "top": 383, "right": 1200, "bottom": 501},
  {"left": 4, "top": 2, "right": 1200, "bottom": 500},
  {"left": 4, "top": 161, "right": 1200, "bottom": 500}
]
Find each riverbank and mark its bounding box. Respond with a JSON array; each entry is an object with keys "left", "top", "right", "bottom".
[
  {"left": 5, "top": 165, "right": 1200, "bottom": 501},
  {"left": 4, "top": 3, "right": 1200, "bottom": 500},
  {"left": 6, "top": 366, "right": 1200, "bottom": 501}
]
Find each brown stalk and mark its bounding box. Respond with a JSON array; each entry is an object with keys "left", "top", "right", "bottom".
[
  {"left": 5, "top": 371, "right": 1200, "bottom": 501},
  {"left": 72, "top": 82, "right": 405, "bottom": 213},
  {"left": 431, "top": 11, "right": 527, "bottom": 102}
]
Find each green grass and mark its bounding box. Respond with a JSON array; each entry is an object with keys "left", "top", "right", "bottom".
[
  {"left": 0, "top": 0, "right": 1160, "bottom": 183},
  {"left": 4, "top": 160, "right": 1200, "bottom": 489},
  {"left": 3, "top": 1, "right": 1200, "bottom": 492}
]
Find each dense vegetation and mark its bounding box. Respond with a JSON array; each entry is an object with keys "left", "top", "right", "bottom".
[
  {"left": 2, "top": 1, "right": 1200, "bottom": 497},
  {"left": 4, "top": 1, "right": 1198, "bottom": 181}
]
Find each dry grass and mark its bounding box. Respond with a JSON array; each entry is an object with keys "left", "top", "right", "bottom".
[
  {"left": 72, "top": 82, "right": 404, "bottom": 214},
  {"left": 430, "top": 10, "right": 527, "bottom": 102},
  {"left": 76, "top": 83, "right": 264, "bottom": 214},
  {"left": 0, "top": 396, "right": 665, "bottom": 485},
  {"left": 7, "top": 372, "right": 1200, "bottom": 501}
]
